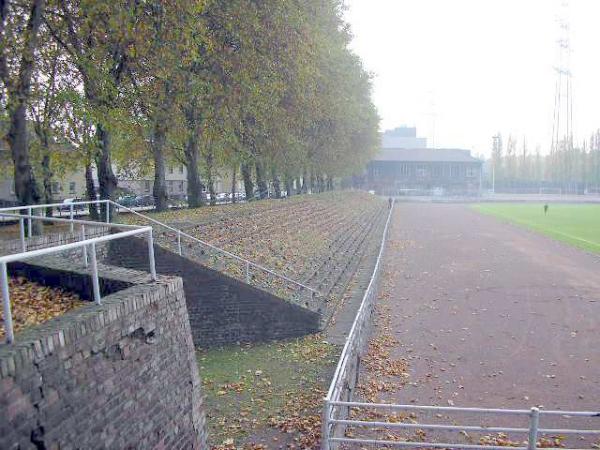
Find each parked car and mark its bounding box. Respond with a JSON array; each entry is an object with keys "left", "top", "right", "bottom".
[
  {"left": 134, "top": 195, "right": 155, "bottom": 207},
  {"left": 116, "top": 194, "right": 137, "bottom": 207},
  {"left": 60, "top": 197, "right": 85, "bottom": 212},
  {"left": 216, "top": 192, "right": 229, "bottom": 202}
]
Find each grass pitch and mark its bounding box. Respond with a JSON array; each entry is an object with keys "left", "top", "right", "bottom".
[{"left": 473, "top": 203, "right": 600, "bottom": 254}]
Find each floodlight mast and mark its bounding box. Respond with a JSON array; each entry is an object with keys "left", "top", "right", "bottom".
[{"left": 550, "top": 0, "right": 574, "bottom": 177}]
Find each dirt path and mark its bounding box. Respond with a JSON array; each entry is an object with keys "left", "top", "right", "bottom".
[{"left": 366, "top": 203, "right": 599, "bottom": 412}]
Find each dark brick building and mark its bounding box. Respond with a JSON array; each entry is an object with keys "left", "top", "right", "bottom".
[{"left": 367, "top": 148, "right": 483, "bottom": 196}]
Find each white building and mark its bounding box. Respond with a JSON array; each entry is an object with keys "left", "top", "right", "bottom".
[{"left": 381, "top": 126, "right": 427, "bottom": 149}]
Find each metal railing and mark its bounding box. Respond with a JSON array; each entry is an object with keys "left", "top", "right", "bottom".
[
  {"left": 322, "top": 200, "right": 394, "bottom": 448},
  {"left": 0, "top": 199, "right": 322, "bottom": 309},
  {"left": 0, "top": 199, "right": 111, "bottom": 228},
  {"left": 105, "top": 200, "right": 323, "bottom": 306},
  {"left": 321, "top": 200, "right": 600, "bottom": 449},
  {"left": 325, "top": 401, "right": 600, "bottom": 449},
  {"left": 0, "top": 211, "right": 157, "bottom": 344}
]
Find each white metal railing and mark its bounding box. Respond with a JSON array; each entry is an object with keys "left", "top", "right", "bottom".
[
  {"left": 106, "top": 200, "right": 322, "bottom": 302},
  {"left": 322, "top": 200, "right": 394, "bottom": 449},
  {"left": 321, "top": 200, "right": 600, "bottom": 449},
  {"left": 0, "top": 199, "right": 322, "bottom": 308},
  {"left": 0, "top": 199, "right": 111, "bottom": 228},
  {"left": 0, "top": 211, "right": 157, "bottom": 344}
]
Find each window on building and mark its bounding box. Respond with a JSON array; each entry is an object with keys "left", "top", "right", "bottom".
[
  {"left": 178, "top": 181, "right": 184, "bottom": 192},
  {"left": 432, "top": 165, "right": 443, "bottom": 178},
  {"left": 179, "top": 165, "right": 184, "bottom": 174},
  {"left": 397, "top": 164, "right": 410, "bottom": 176},
  {"left": 466, "top": 166, "right": 478, "bottom": 178},
  {"left": 51, "top": 182, "right": 60, "bottom": 194},
  {"left": 416, "top": 165, "right": 427, "bottom": 178},
  {"left": 144, "top": 180, "right": 151, "bottom": 191},
  {"left": 69, "top": 182, "right": 76, "bottom": 193},
  {"left": 451, "top": 165, "right": 460, "bottom": 178},
  {"left": 168, "top": 166, "right": 174, "bottom": 174},
  {"left": 168, "top": 180, "right": 174, "bottom": 191}
]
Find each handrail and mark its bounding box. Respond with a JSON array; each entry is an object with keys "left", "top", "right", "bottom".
[
  {"left": 325, "top": 200, "right": 394, "bottom": 402},
  {"left": 0, "top": 198, "right": 322, "bottom": 296},
  {"left": 0, "top": 199, "right": 109, "bottom": 212},
  {"left": 0, "top": 226, "right": 153, "bottom": 264},
  {"left": 0, "top": 212, "right": 157, "bottom": 344},
  {"left": 108, "top": 200, "right": 322, "bottom": 295},
  {"left": 0, "top": 212, "right": 138, "bottom": 229}
]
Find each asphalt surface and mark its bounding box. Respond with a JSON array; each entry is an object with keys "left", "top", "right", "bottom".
[{"left": 362, "top": 203, "right": 599, "bottom": 439}]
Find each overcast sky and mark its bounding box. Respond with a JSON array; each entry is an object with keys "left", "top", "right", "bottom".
[{"left": 344, "top": 0, "right": 600, "bottom": 157}]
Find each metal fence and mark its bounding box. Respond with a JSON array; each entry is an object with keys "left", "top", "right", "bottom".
[
  {"left": 105, "top": 200, "right": 323, "bottom": 310},
  {"left": 0, "top": 210, "right": 156, "bottom": 344},
  {"left": 321, "top": 200, "right": 600, "bottom": 449},
  {"left": 0, "top": 199, "right": 322, "bottom": 313}
]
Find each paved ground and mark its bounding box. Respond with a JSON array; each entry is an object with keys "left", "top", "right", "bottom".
[{"left": 360, "top": 203, "right": 599, "bottom": 439}]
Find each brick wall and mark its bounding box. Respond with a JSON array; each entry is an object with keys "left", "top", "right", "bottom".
[
  {"left": 105, "top": 237, "right": 322, "bottom": 348},
  {"left": 0, "top": 263, "right": 206, "bottom": 449}
]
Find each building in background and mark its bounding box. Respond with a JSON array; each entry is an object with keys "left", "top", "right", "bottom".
[
  {"left": 381, "top": 126, "right": 427, "bottom": 149},
  {"left": 367, "top": 127, "right": 482, "bottom": 196}
]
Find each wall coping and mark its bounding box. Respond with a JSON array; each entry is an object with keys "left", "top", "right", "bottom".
[{"left": 0, "top": 260, "right": 183, "bottom": 380}]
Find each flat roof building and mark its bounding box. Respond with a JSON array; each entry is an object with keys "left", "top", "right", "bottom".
[{"left": 367, "top": 147, "right": 483, "bottom": 196}]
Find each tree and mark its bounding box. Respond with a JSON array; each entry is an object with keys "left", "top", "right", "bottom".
[
  {"left": 46, "top": 0, "right": 146, "bottom": 217},
  {"left": 1, "top": 0, "right": 46, "bottom": 207}
]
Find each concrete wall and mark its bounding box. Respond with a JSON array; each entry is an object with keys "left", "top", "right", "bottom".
[
  {"left": 0, "top": 264, "right": 206, "bottom": 449},
  {"left": 105, "top": 237, "right": 322, "bottom": 348}
]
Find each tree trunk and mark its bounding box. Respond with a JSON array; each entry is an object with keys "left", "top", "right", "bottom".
[
  {"left": 85, "top": 162, "right": 99, "bottom": 221},
  {"left": 242, "top": 162, "right": 254, "bottom": 200},
  {"left": 301, "top": 169, "right": 308, "bottom": 194},
  {"left": 272, "top": 168, "right": 281, "bottom": 199},
  {"left": 285, "top": 177, "right": 293, "bottom": 198},
  {"left": 205, "top": 147, "right": 216, "bottom": 206},
  {"left": 256, "top": 161, "right": 268, "bottom": 199},
  {"left": 41, "top": 143, "right": 53, "bottom": 217},
  {"left": 151, "top": 123, "right": 169, "bottom": 212},
  {"left": 184, "top": 131, "right": 205, "bottom": 208},
  {"left": 96, "top": 124, "right": 118, "bottom": 221},
  {"left": 318, "top": 174, "right": 325, "bottom": 193},
  {"left": 231, "top": 166, "right": 237, "bottom": 203},
  {"left": 6, "top": 0, "right": 45, "bottom": 211}
]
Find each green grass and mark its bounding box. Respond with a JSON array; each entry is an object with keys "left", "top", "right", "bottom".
[
  {"left": 472, "top": 203, "right": 600, "bottom": 254},
  {"left": 197, "top": 335, "right": 339, "bottom": 447}
]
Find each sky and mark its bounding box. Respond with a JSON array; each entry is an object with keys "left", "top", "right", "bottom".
[{"left": 343, "top": 0, "right": 600, "bottom": 157}]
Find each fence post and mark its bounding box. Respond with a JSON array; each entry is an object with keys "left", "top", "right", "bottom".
[
  {"left": 81, "top": 225, "right": 88, "bottom": 268},
  {"left": 245, "top": 261, "right": 250, "bottom": 283},
  {"left": 177, "top": 230, "right": 182, "bottom": 256},
  {"left": 148, "top": 230, "right": 157, "bottom": 281},
  {"left": 69, "top": 204, "right": 74, "bottom": 233},
  {"left": 1, "top": 262, "right": 15, "bottom": 343},
  {"left": 322, "top": 399, "right": 331, "bottom": 450},
  {"left": 105, "top": 200, "right": 110, "bottom": 223},
  {"left": 89, "top": 242, "right": 101, "bottom": 304},
  {"left": 528, "top": 407, "right": 540, "bottom": 450},
  {"left": 27, "top": 207, "right": 32, "bottom": 238},
  {"left": 19, "top": 217, "right": 26, "bottom": 252}
]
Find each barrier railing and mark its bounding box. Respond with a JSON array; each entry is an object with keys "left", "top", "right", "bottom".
[
  {"left": 0, "top": 199, "right": 322, "bottom": 310},
  {"left": 0, "top": 211, "right": 156, "bottom": 344},
  {"left": 321, "top": 200, "right": 600, "bottom": 449},
  {"left": 0, "top": 199, "right": 111, "bottom": 227},
  {"left": 106, "top": 200, "right": 323, "bottom": 309}
]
